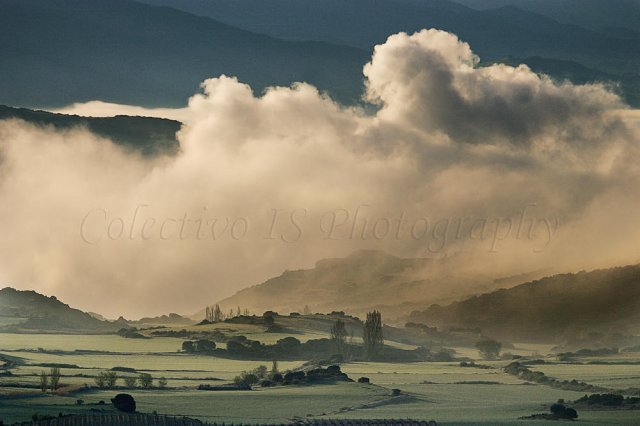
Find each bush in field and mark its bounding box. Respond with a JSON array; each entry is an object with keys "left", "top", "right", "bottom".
[
  {"left": 475, "top": 339, "right": 502, "bottom": 360},
  {"left": 181, "top": 341, "right": 195, "bottom": 353},
  {"left": 275, "top": 337, "right": 301, "bottom": 354},
  {"left": 123, "top": 376, "right": 137, "bottom": 388},
  {"left": 253, "top": 365, "right": 268, "bottom": 379},
  {"left": 550, "top": 403, "right": 578, "bottom": 419},
  {"left": 158, "top": 377, "right": 168, "bottom": 388},
  {"left": 195, "top": 339, "right": 216, "bottom": 353},
  {"left": 138, "top": 373, "right": 153, "bottom": 388},
  {"left": 111, "top": 393, "right": 136, "bottom": 413},
  {"left": 234, "top": 371, "right": 259, "bottom": 387}
]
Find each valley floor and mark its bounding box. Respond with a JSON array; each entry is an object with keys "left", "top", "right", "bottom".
[{"left": 2, "top": 335, "right": 640, "bottom": 425}]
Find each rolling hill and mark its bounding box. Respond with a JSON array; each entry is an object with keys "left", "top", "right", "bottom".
[
  {"left": 0, "top": 287, "right": 119, "bottom": 333},
  {"left": 0, "top": 0, "right": 368, "bottom": 108},
  {"left": 213, "top": 250, "right": 543, "bottom": 321},
  {"left": 409, "top": 264, "right": 640, "bottom": 342},
  {"left": 0, "top": 105, "right": 181, "bottom": 155}
]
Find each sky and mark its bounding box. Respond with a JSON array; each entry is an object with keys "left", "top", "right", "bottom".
[{"left": 1, "top": 29, "right": 639, "bottom": 318}]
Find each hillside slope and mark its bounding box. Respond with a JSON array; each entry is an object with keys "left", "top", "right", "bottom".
[
  {"left": 0, "top": 105, "right": 180, "bottom": 155},
  {"left": 0, "top": 0, "right": 368, "bottom": 107},
  {"left": 409, "top": 264, "right": 640, "bottom": 342},
  {"left": 0, "top": 287, "right": 119, "bottom": 333},
  {"left": 214, "top": 250, "right": 533, "bottom": 320}
]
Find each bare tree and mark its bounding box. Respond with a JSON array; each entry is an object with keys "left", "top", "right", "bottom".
[
  {"left": 363, "top": 311, "right": 384, "bottom": 360},
  {"left": 330, "top": 319, "right": 348, "bottom": 355},
  {"left": 139, "top": 372, "right": 153, "bottom": 388},
  {"left": 213, "top": 304, "right": 223, "bottom": 322},
  {"left": 39, "top": 370, "right": 48, "bottom": 393},
  {"left": 124, "top": 375, "right": 137, "bottom": 388},
  {"left": 49, "top": 367, "right": 61, "bottom": 391},
  {"left": 105, "top": 371, "right": 118, "bottom": 388}
]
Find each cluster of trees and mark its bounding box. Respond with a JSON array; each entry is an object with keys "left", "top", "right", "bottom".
[
  {"left": 475, "top": 339, "right": 502, "bottom": 360},
  {"left": 94, "top": 371, "right": 166, "bottom": 389},
  {"left": 182, "top": 310, "right": 434, "bottom": 362},
  {"left": 232, "top": 363, "right": 350, "bottom": 388},
  {"left": 204, "top": 304, "right": 250, "bottom": 322},
  {"left": 39, "top": 367, "right": 61, "bottom": 392},
  {"left": 233, "top": 364, "right": 272, "bottom": 387},
  {"left": 182, "top": 339, "right": 216, "bottom": 353}
]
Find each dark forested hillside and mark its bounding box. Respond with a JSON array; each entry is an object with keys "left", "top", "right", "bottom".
[
  {"left": 409, "top": 264, "right": 640, "bottom": 342},
  {"left": 0, "top": 287, "right": 118, "bottom": 332},
  {"left": 0, "top": 105, "right": 180, "bottom": 155}
]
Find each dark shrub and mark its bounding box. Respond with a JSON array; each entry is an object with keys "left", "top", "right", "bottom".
[
  {"left": 358, "top": 377, "right": 370, "bottom": 383},
  {"left": 111, "top": 393, "right": 136, "bottom": 413},
  {"left": 283, "top": 370, "right": 305, "bottom": 384},
  {"left": 226, "top": 340, "right": 246, "bottom": 355},
  {"left": 391, "top": 389, "right": 401, "bottom": 396},
  {"left": 272, "top": 373, "right": 283, "bottom": 383},
  {"left": 182, "top": 341, "right": 195, "bottom": 353},
  {"left": 195, "top": 340, "right": 216, "bottom": 352},
  {"left": 327, "top": 365, "right": 341, "bottom": 375},
  {"left": 550, "top": 403, "right": 578, "bottom": 419},
  {"left": 550, "top": 403, "right": 567, "bottom": 417}
]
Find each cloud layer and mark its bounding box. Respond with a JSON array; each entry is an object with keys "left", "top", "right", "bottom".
[{"left": 1, "top": 29, "right": 639, "bottom": 317}]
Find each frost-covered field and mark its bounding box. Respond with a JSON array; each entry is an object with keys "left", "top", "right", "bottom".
[{"left": 2, "top": 334, "right": 640, "bottom": 425}]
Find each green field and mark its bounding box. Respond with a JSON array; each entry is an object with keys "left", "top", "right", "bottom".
[{"left": 2, "top": 333, "right": 640, "bottom": 425}]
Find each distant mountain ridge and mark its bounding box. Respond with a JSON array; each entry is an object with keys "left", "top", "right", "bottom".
[
  {"left": 139, "top": 0, "right": 640, "bottom": 73},
  {"left": 409, "top": 264, "right": 640, "bottom": 342},
  {"left": 453, "top": 0, "right": 640, "bottom": 34},
  {"left": 139, "top": 0, "right": 640, "bottom": 106},
  {"left": 0, "top": 0, "right": 368, "bottom": 107},
  {"left": 2, "top": 0, "right": 639, "bottom": 108}
]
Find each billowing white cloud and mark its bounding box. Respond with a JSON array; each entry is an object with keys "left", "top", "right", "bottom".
[{"left": 0, "top": 29, "right": 638, "bottom": 318}]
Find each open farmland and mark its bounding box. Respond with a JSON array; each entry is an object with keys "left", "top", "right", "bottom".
[{"left": 2, "top": 332, "right": 640, "bottom": 425}]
